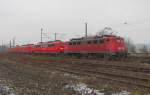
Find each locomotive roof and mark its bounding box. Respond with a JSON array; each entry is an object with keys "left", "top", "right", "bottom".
[
  {"left": 70, "top": 35, "right": 120, "bottom": 42},
  {"left": 21, "top": 44, "right": 34, "bottom": 46},
  {"left": 36, "top": 40, "right": 63, "bottom": 45},
  {"left": 47, "top": 40, "right": 62, "bottom": 43}
]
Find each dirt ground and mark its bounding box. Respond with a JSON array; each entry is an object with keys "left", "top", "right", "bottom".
[{"left": 0, "top": 53, "right": 150, "bottom": 95}]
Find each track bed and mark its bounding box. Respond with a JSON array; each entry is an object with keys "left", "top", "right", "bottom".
[{"left": 0, "top": 53, "right": 150, "bottom": 94}]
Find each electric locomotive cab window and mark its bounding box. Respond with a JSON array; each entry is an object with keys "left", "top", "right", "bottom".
[
  {"left": 87, "top": 40, "right": 92, "bottom": 44},
  {"left": 116, "top": 39, "right": 121, "bottom": 43},
  {"left": 99, "top": 39, "right": 104, "bottom": 43},
  {"left": 43, "top": 44, "right": 48, "bottom": 48},
  {"left": 93, "top": 40, "right": 98, "bottom": 44},
  {"left": 35, "top": 45, "right": 41, "bottom": 48},
  {"left": 73, "top": 42, "right": 76, "bottom": 45},
  {"left": 106, "top": 39, "right": 110, "bottom": 42},
  {"left": 77, "top": 41, "right": 81, "bottom": 45},
  {"left": 48, "top": 44, "right": 55, "bottom": 47},
  {"left": 69, "top": 42, "right": 72, "bottom": 45},
  {"left": 116, "top": 38, "right": 122, "bottom": 43}
]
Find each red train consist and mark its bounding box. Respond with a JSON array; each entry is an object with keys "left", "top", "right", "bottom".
[
  {"left": 9, "top": 40, "right": 65, "bottom": 54},
  {"left": 8, "top": 34, "right": 127, "bottom": 58}
]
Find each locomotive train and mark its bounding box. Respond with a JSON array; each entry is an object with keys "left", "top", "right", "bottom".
[{"left": 8, "top": 34, "right": 127, "bottom": 58}]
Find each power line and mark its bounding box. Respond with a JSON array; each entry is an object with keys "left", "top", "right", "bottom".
[
  {"left": 54, "top": 33, "right": 58, "bottom": 41},
  {"left": 10, "top": 40, "right": 11, "bottom": 48}
]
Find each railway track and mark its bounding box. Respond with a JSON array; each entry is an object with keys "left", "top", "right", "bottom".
[
  {"left": 8, "top": 57, "right": 150, "bottom": 89},
  {"left": 64, "top": 61, "right": 150, "bottom": 73},
  {"left": 9, "top": 54, "right": 150, "bottom": 74},
  {"left": 51, "top": 66, "right": 150, "bottom": 88},
  {"left": 2, "top": 54, "right": 150, "bottom": 89},
  {"left": 32, "top": 62, "right": 150, "bottom": 87}
]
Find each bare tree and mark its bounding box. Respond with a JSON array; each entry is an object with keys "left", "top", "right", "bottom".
[
  {"left": 139, "top": 45, "right": 148, "bottom": 53},
  {"left": 125, "top": 38, "right": 136, "bottom": 53}
]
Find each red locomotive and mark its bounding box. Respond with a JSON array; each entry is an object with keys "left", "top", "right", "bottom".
[
  {"left": 64, "top": 35, "right": 127, "bottom": 57},
  {"left": 32, "top": 40, "right": 64, "bottom": 53},
  {"left": 8, "top": 34, "right": 127, "bottom": 58}
]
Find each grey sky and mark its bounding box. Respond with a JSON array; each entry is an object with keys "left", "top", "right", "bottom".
[{"left": 0, "top": 0, "right": 150, "bottom": 45}]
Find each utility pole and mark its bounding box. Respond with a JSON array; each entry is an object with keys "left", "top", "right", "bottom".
[
  {"left": 10, "top": 40, "right": 11, "bottom": 48},
  {"left": 2, "top": 40, "right": 3, "bottom": 47},
  {"left": 54, "top": 33, "right": 57, "bottom": 41},
  {"left": 41, "top": 28, "right": 43, "bottom": 43},
  {"left": 13, "top": 37, "right": 15, "bottom": 47},
  {"left": 85, "top": 22, "right": 88, "bottom": 38}
]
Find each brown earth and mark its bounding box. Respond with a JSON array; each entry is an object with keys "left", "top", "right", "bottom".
[{"left": 0, "top": 53, "right": 150, "bottom": 95}]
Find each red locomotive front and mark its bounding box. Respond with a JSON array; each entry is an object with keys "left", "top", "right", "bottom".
[{"left": 64, "top": 35, "right": 127, "bottom": 57}]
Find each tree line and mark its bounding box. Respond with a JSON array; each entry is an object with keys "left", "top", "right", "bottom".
[{"left": 125, "top": 38, "right": 149, "bottom": 53}]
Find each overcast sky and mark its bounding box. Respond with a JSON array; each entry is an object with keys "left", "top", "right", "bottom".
[{"left": 0, "top": 0, "right": 150, "bottom": 45}]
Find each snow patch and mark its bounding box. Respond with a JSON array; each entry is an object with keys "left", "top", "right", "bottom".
[
  {"left": 112, "top": 91, "right": 130, "bottom": 95},
  {"left": 64, "top": 73, "right": 80, "bottom": 79},
  {"left": 65, "top": 83, "right": 104, "bottom": 95},
  {"left": 0, "top": 84, "right": 15, "bottom": 95},
  {"left": 65, "top": 83, "right": 130, "bottom": 95}
]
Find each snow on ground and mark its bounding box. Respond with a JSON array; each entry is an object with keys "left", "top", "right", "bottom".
[
  {"left": 112, "top": 91, "right": 130, "bottom": 95},
  {"left": 64, "top": 73, "right": 80, "bottom": 79},
  {"left": 0, "top": 84, "right": 15, "bottom": 95},
  {"left": 65, "top": 83, "right": 130, "bottom": 95}
]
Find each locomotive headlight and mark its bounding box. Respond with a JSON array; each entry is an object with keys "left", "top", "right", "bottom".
[
  {"left": 118, "top": 47, "right": 124, "bottom": 50},
  {"left": 60, "top": 47, "right": 64, "bottom": 50},
  {"left": 118, "top": 47, "right": 121, "bottom": 50}
]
